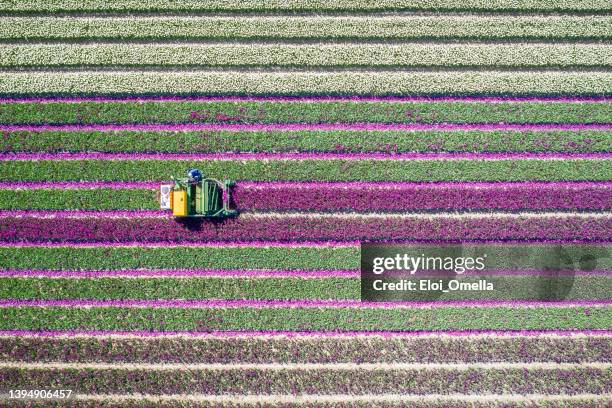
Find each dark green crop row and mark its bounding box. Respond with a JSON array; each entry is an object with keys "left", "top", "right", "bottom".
[
  {"left": 0, "top": 305, "right": 606, "bottom": 332},
  {"left": 0, "top": 277, "right": 355, "bottom": 300},
  {"left": 0, "top": 246, "right": 359, "bottom": 271},
  {"left": 3, "top": 130, "right": 610, "bottom": 153},
  {"left": 0, "top": 306, "right": 607, "bottom": 331},
  {"left": 0, "top": 276, "right": 610, "bottom": 301},
  {"left": 1, "top": 245, "right": 608, "bottom": 271},
  {"left": 3, "top": 159, "right": 610, "bottom": 182},
  {"left": 1, "top": 101, "right": 610, "bottom": 124},
  {"left": 0, "top": 189, "right": 155, "bottom": 210},
  {"left": 3, "top": 335, "right": 609, "bottom": 364}
]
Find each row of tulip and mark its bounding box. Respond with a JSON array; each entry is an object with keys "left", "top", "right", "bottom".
[
  {"left": 0, "top": 276, "right": 608, "bottom": 300},
  {"left": 2, "top": 16, "right": 610, "bottom": 41},
  {"left": 2, "top": 213, "right": 610, "bottom": 243},
  {"left": 4, "top": 397, "right": 609, "bottom": 408},
  {"left": 1, "top": 71, "right": 609, "bottom": 96},
  {"left": 3, "top": 130, "right": 610, "bottom": 153},
  {"left": 3, "top": 43, "right": 609, "bottom": 68},
  {"left": 2, "top": 100, "right": 609, "bottom": 125},
  {"left": 3, "top": 334, "right": 609, "bottom": 363},
  {"left": 3, "top": 158, "right": 610, "bottom": 181},
  {"left": 232, "top": 182, "right": 612, "bottom": 212},
  {"left": 0, "top": 277, "right": 356, "bottom": 300},
  {"left": 4, "top": 182, "right": 609, "bottom": 211},
  {"left": 3, "top": 244, "right": 608, "bottom": 271},
  {"left": 2, "top": 366, "right": 609, "bottom": 395},
  {"left": 3, "top": 0, "right": 608, "bottom": 13},
  {"left": 0, "top": 245, "right": 357, "bottom": 271},
  {"left": 0, "top": 305, "right": 607, "bottom": 331}
]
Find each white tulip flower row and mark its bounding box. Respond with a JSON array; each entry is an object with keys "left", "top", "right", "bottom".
[
  {"left": 1, "top": 16, "right": 609, "bottom": 41},
  {"left": 1, "top": 43, "right": 609, "bottom": 68},
  {"left": 1, "top": 0, "right": 609, "bottom": 13},
  {"left": 0, "top": 71, "right": 609, "bottom": 95}
]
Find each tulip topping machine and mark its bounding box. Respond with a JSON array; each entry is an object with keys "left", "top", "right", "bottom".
[{"left": 159, "top": 169, "right": 238, "bottom": 218}]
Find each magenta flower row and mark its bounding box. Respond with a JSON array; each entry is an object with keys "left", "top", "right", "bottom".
[
  {"left": 1, "top": 214, "right": 609, "bottom": 243},
  {"left": 232, "top": 182, "right": 612, "bottom": 211}
]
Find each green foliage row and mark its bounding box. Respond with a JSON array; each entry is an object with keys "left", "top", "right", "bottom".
[
  {"left": 0, "top": 189, "right": 154, "bottom": 210},
  {"left": 0, "top": 276, "right": 610, "bottom": 300},
  {"left": 0, "top": 305, "right": 607, "bottom": 331},
  {"left": 2, "top": 101, "right": 609, "bottom": 125},
  {"left": 3, "top": 130, "right": 610, "bottom": 154},
  {"left": 0, "top": 277, "right": 358, "bottom": 300},
  {"left": 2, "top": 245, "right": 607, "bottom": 271},
  {"left": 3, "top": 158, "right": 610, "bottom": 182},
  {"left": 0, "top": 246, "right": 360, "bottom": 270}
]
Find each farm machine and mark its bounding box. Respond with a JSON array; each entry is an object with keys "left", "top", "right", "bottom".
[{"left": 159, "top": 169, "right": 238, "bottom": 218}]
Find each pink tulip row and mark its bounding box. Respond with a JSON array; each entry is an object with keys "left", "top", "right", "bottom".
[
  {"left": 1, "top": 213, "right": 609, "bottom": 243},
  {"left": 232, "top": 182, "right": 612, "bottom": 212}
]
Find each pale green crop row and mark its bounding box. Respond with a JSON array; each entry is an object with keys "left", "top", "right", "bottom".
[
  {"left": 2, "top": 43, "right": 609, "bottom": 68},
  {"left": 1, "top": 71, "right": 610, "bottom": 95},
  {"left": 1, "top": 0, "right": 609, "bottom": 13},
  {"left": 1, "top": 16, "right": 610, "bottom": 41}
]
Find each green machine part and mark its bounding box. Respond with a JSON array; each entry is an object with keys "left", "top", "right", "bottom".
[
  {"left": 204, "top": 180, "right": 221, "bottom": 215},
  {"left": 171, "top": 176, "right": 237, "bottom": 218},
  {"left": 195, "top": 180, "right": 222, "bottom": 216}
]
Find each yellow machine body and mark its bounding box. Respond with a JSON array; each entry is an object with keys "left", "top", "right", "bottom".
[{"left": 172, "top": 190, "right": 188, "bottom": 217}]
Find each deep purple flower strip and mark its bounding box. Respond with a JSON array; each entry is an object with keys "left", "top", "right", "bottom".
[
  {"left": 1, "top": 214, "right": 609, "bottom": 243},
  {"left": 233, "top": 182, "right": 612, "bottom": 212},
  {"left": 3, "top": 181, "right": 611, "bottom": 211}
]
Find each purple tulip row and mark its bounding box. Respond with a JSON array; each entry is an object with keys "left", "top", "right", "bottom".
[
  {"left": 2, "top": 367, "right": 607, "bottom": 395},
  {"left": 1, "top": 214, "right": 609, "bottom": 243},
  {"left": 232, "top": 182, "right": 612, "bottom": 212},
  {"left": 1, "top": 335, "right": 609, "bottom": 364},
  {"left": 5, "top": 398, "right": 607, "bottom": 408}
]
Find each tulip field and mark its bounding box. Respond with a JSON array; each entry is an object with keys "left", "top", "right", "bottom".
[{"left": 0, "top": 0, "right": 611, "bottom": 406}]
